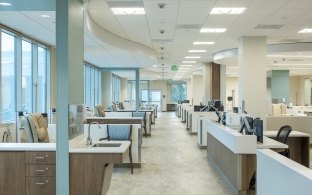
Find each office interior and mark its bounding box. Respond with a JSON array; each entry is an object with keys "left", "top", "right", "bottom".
[{"left": 1, "top": 0, "right": 312, "bottom": 194}]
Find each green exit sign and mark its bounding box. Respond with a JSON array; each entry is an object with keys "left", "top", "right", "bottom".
[{"left": 171, "top": 65, "right": 178, "bottom": 71}]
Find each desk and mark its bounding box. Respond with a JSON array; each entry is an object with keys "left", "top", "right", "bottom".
[
  {"left": 205, "top": 119, "right": 287, "bottom": 195},
  {"left": 264, "top": 131, "right": 310, "bottom": 167}
]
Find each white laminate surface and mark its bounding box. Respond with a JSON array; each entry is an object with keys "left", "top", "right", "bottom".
[
  {"left": 257, "top": 137, "right": 288, "bottom": 149},
  {"left": 0, "top": 143, "right": 56, "bottom": 151},
  {"left": 0, "top": 134, "right": 130, "bottom": 154},
  {"left": 264, "top": 130, "right": 310, "bottom": 137}
]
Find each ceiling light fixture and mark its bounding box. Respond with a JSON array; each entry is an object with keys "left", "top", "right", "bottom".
[
  {"left": 153, "top": 65, "right": 158, "bottom": 67},
  {"left": 298, "top": 29, "right": 312, "bottom": 33},
  {"left": 41, "top": 14, "right": 50, "bottom": 18},
  {"left": 182, "top": 61, "right": 196, "bottom": 63},
  {"left": 268, "top": 54, "right": 312, "bottom": 58},
  {"left": 179, "top": 68, "right": 190, "bottom": 70},
  {"left": 111, "top": 8, "right": 145, "bottom": 15},
  {"left": 0, "top": 2, "right": 11, "bottom": 6},
  {"left": 188, "top": 50, "right": 207, "bottom": 53},
  {"left": 193, "top": 42, "right": 215, "bottom": 45},
  {"left": 181, "top": 65, "right": 193, "bottom": 67},
  {"left": 185, "top": 56, "right": 201, "bottom": 59},
  {"left": 210, "top": 7, "right": 246, "bottom": 15},
  {"left": 200, "top": 28, "right": 227, "bottom": 33}
]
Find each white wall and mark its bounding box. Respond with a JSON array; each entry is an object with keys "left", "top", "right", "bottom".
[
  {"left": 225, "top": 76, "right": 239, "bottom": 110},
  {"left": 186, "top": 79, "right": 192, "bottom": 102},
  {"left": 120, "top": 78, "right": 127, "bottom": 102},
  {"left": 191, "top": 75, "right": 203, "bottom": 105},
  {"left": 101, "top": 71, "right": 112, "bottom": 107}
]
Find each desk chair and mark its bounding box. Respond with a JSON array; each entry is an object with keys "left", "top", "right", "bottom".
[
  {"left": 22, "top": 113, "right": 50, "bottom": 143},
  {"left": 94, "top": 105, "right": 105, "bottom": 117},
  {"left": 132, "top": 112, "right": 147, "bottom": 138},
  {"left": 100, "top": 124, "right": 133, "bottom": 174},
  {"left": 276, "top": 125, "right": 292, "bottom": 158}
]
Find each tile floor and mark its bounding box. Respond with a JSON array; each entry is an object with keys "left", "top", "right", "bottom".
[{"left": 107, "top": 112, "right": 233, "bottom": 195}]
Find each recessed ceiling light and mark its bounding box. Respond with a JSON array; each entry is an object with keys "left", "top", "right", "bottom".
[
  {"left": 298, "top": 29, "right": 312, "bottom": 33},
  {"left": 181, "top": 65, "right": 193, "bottom": 67},
  {"left": 210, "top": 8, "right": 246, "bottom": 15},
  {"left": 267, "top": 55, "right": 312, "bottom": 58},
  {"left": 193, "top": 42, "right": 215, "bottom": 45},
  {"left": 185, "top": 56, "right": 201, "bottom": 59},
  {"left": 0, "top": 2, "right": 11, "bottom": 6},
  {"left": 153, "top": 65, "right": 158, "bottom": 67},
  {"left": 200, "top": 28, "right": 227, "bottom": 33},
  {"left": 180, "top": 67, "right": 190, "bottom": 70},
  {"left": 182, "top": 61, "right": 196, "bottom": 63},
  {"left": 111, "top": 8, "right": 145, "bottom": 15},
  {"left": 41, "top": 14, "right": 50, "bottom": 18},
  {"left": 188, "top": 50, "right": 207, "bottom": 53}
]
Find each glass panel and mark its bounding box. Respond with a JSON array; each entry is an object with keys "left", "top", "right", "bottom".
[
  {"left": 22, "top": 40, "right": 32, "bottom": 113},
  {"left": 151, "top": 91, "right": 161, "bottom": 102},
  {"left": 37, "top": 46, "right": 47, "bottom": 112},
  {"left": 90, "top": 68, "right": 95, "bottom": 107},
  {"left": 141, "top": 90, "right": 148, "bottom": 102},
  {"left": 171, "top": 82, "right": 187, "bottom": 102},
  {"left": 1, "top": 32, "right": 16, "bottom": 121}
]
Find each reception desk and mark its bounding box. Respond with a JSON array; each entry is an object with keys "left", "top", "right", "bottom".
[{"left": 204, "top": 119, "right": 287, "bottom": 195}]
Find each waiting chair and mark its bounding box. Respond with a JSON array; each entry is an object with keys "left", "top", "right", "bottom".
[
  {"left": 100, "top": 124, "right": 133, "bottom": 174},
  {"left": 94, "top": 105, "right": 105, "bottom": 117},
  {"left": 22, "top": 113, "right": 50, "bottom": 143},
  {"left": 275, "top": 125, "right": 292, "bottom": 158},
  {"left": 132, "top": 112, "right": 147, "bottom": 138}
]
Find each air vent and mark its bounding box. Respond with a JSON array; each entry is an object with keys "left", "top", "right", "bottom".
[
  {"left": 151, "top": 39, "right": 173, "bottom": 43},
  {"left": 254, "top": 24, "right": 284, "bottom": 30},
  {"left": 175, "top": 24, "right": 202, "bottom": 30},
  {"left": 106, "top": 1, "right": 143, "bottom": 8},
  {"left": 280, "top": 39, "right": 303, "bottom": 43}
]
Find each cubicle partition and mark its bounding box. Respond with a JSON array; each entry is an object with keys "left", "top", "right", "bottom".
[
  {"left": 257, "top": 149, "right": 312, "bottom": 195},
  {"left": 84, "top": 117, "right": 143, "bottom": 168}
]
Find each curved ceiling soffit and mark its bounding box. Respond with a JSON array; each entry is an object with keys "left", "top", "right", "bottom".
[
  {"left": 213, "top": 42, "right": 312, "bottom": 62},
  {"left": 84, "top": 6, "right": 158, "bottom": 65}
]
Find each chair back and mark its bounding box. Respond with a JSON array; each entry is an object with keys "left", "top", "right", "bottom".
[
  {"left": 276, "top": 125, "right": 292, "bottom": 144},
  {"left": 132, "top": 112, "right": 146, "bottom": 127},
  {"left": 107, "top": 124, "right": 132, "bottom": 141},
  {"left": 94, "top": 105, "right": 105, "bottom": 117}
]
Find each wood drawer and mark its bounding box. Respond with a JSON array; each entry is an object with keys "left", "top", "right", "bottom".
[
  {"left": 26, "top": 164, "right": 55, "bottom": 177},
  {"left": 26, "top": 152, "right": 55, "bottom": 164},
  {"left": 26, "top": 176, "right": 55, "bottom": 195}
]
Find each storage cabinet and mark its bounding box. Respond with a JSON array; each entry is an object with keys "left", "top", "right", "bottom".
[
  {"left": 25, "top": 152, "right": 56, "bottom": 195},
  {"left": 0, "top": 152, "right": 25, "bottom": 195},
  {"left": 0, "top": 151, "right": 55, "bottom": 195}
]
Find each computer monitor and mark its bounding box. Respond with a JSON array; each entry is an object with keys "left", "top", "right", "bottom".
[
  {"left": 214, "top": 100, "right": 221, "bottom": 109},
  {"left": 253, "top": 118, "right": 263, "bottom": 143},
  {"left": 239, "top": 116, "right": 254, "bottom": 134}
]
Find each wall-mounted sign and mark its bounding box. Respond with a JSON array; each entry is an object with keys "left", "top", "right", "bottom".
[{"left": 171, "top": 65, "right": 178, "bottom": 71}]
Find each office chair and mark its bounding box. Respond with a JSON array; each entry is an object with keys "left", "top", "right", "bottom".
[
  {"left": 22, "top": 113, "right": 50, "bottom": 143},
  {"left": 94, "top": 105, "right": 105, "bottom": 117},
  {"left": 100, "top": 124, "right": 133, "bottom": 174},
  {"left": 132, "top": 112, "right": 147, "bottom": 138},
  {"left": 275, "top": 125, "right": 292, "bottom": 158}
]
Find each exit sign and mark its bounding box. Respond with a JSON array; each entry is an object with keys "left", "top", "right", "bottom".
[{"left": 171, "top": 65, "right": 178, "bottom": 71}]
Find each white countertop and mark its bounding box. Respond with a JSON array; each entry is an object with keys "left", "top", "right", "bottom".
[
  {"left": 0, "top": 134, "right": 130, "bottom": 153},
  {"left": 257, "top": 137, "right": 288, "bottom": 149},
  {"left": 264, "top": 130, "right": 310, "bottom": 137}
]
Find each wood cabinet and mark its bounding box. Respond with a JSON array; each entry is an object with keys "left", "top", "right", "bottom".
[
  {"left": 0, "top": 152, "right": 25, "bottom": 195},
  {"left": 0, "top": 151, "right": 55, "bottom": 195},
  {"left": 25, "top": 152, "right": 56, "bottom": 195}
]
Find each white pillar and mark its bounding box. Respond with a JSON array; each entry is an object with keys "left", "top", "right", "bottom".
[
  {"left": 238, "top": 36, "right": 267, "bottom": 119},
  {"left": 101, "top": 71, "right": 112, "bottom": 107},
  {"left": 220, "top": 64, "right": 226, "bottom": 108},
  {"left": 203, "top": 63, "right": 211, "bottom": 103}
]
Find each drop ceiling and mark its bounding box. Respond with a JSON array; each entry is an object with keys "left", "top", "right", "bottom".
[{"left": 1, "top": 0, "right": 312, "bottom": 80}]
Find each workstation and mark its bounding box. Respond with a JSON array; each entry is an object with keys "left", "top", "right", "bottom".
[{"left": 1, "top": 0, "right": 312, "bottom": 195}]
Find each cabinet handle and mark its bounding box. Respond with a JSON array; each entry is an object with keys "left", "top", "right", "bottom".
[
  {"left": 35, "top": 180, "right": 49, "bottom": 185},
  {"left": 35, "top": 169, "right": 45, "bottom": 172},
  {"left": 35, "top": 182, "right": 45, "bottom": 185},
  {"left": 35, "top": 154, "right": 48, "bottom": 159}
]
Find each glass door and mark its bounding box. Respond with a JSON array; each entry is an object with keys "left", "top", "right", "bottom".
[{"left": 149, "top": 90, "right": 161, "bottom": 112}]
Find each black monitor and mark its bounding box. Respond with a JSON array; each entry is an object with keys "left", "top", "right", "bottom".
[
  {"left": 253, "top": 118, "right": 263, "bottom": 143},
  {"left": 214, "top": 100, "right": 221, "bottom": 109},
  {"left": 239, "top": 116, "right": 254, "bottom": 134}
]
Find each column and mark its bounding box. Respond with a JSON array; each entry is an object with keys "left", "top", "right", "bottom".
[
  {"left": 101, "top": 71, "right": 112, "bottom": 107},
  {"left": 238, "top": 36, "right": 267, "bottom": 119},
  {"left": 56, "top": 0, "right": 84, "bottom": 194},
  {"left": 135, "top": 69, "right": 140, "bottom": 111},
  {"left": 203, "top": 63, "right": 211, "bottom": 103},
  {"left": 220, "top": 65, "right": 226, "bottom": 107},
  {"left": 269, "top": 70, "right": 290, "bottom": 104},
  {"left": 191, "top": 74, "right": 203, "bottom": 105}
]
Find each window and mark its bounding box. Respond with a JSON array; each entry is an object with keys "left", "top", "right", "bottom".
[
  {"left": 112, "top": 74, "right": 120, "bottom": 103},
  {"left": 1, "top": 32, "right": 16, "bottom": 121},
  {"left": 83, "top": 64, "right": 101, "bottom": 108},
  {"left": 37, "top": 46, "right": 47, "bottom": 113},
  {"left": 171, "top": 82, "right": 187, "bottom": 102},
  {"left": 22, "top": 40, "right": 32, "bottom": 113}
]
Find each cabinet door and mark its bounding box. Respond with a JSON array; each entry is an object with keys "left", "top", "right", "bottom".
[
  {"left": 0, "top": 153, "right": 8, "bottom": 195},
  {"left": 7, "top": 152, "right": 26, "bottom": 195},
  {"left": 26, "top": 177, "right": 55, "bottom": 195}
]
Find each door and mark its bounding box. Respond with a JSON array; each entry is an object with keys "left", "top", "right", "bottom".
[{"left": 149, "top": 90, "right": 161, "bottom": 112}]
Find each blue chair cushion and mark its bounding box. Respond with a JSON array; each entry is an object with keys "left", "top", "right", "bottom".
[{"left": 107, "top": 124, "right": 132, "bottom": 141}]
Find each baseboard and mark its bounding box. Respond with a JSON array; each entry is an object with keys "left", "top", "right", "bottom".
[
  {"left": 114, "top": 163, "right": 141, "bottom": 169},
  {"left": 190, "top": 132, "right": 197, "bottom": 135},
  {"left": 197, "top": 143, "right": 207, "bottom": 149}
]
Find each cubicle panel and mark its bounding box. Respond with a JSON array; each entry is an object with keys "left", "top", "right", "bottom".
[
  {"left": 257, "top": 149, "right": 312, "bottom": 195},
  {"left": 105, "top": 112, "right": 132, "bottom": 117}
]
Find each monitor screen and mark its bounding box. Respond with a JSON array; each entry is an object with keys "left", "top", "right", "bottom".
[{"left": 253, "top": 118, "right": 263, "bottom": 143}]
